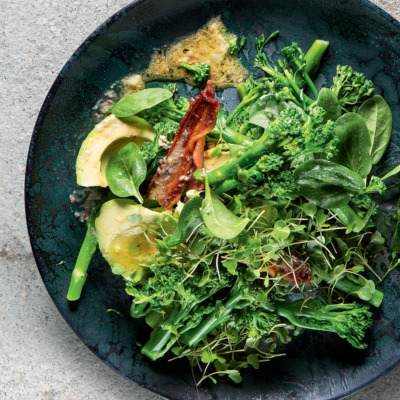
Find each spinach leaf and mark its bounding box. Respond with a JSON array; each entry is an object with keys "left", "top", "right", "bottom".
[
  {"left": 358, "top": 95, "right": 393, "bottom": 165},
  {"left": 165, "top": 197, "right": 203, "bottom": 247},
  {"left": 316, "top": 88, "right": 341, "bottom": 122},
  {"left": 111, "top": 88, "right": 173, "bottom": 118},
  {"left": 106, "top": 142, "right": 147, "bottom": 202},
  {"left": 249, "top": 95, "right": 279, "bottom": 129},
  {"left": 294, "top": 159, "right": 365, "bottom": 209},
  {"left": 332, "top": 113, "right": 372, "bottom": 178},
  {"left": 201, "top": 177, "right": 249, "bottom": 239}
]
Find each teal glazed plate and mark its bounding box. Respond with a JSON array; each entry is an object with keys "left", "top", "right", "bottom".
[{"left": 25, "top": 0, "right": 400, "bottom": 399}]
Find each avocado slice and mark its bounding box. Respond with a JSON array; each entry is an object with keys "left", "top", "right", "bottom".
[
  {"left": 203, "top": 150, "right": 232, "bottom": 172},
  {"left": 76, "top": 115, "right": 155, "bottom": 187},
  {"left": 95, "top": 199, "right": 161, "bottom": 282}
]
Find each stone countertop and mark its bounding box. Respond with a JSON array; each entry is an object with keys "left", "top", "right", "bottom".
[{"left": 1, "top": 1, "right": 400, "bottom": 399}]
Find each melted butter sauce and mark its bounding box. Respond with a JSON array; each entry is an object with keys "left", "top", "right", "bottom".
[{"left": 124, "top": 17, "right": 249, "bottom": 92}]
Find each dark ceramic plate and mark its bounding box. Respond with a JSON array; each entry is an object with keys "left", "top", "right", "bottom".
[{"left": 25, "top": 0, "right": 400, "bottom": 399}]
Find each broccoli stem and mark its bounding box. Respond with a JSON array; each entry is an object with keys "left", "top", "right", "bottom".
[
  {"left": 236, "top": 82, "right": 250, "bottom": 100},
  {"left": 160, "top": 107, "right": 185, "bottom": 122},
  {"left": 302, "top": 40, "right": 330, "bottom": 82},
  {"left": 327, "top": 276, "right": 383, "bottom": 307},
  {"left": 209, "top": 125, "right": 254, "bottom": 146},
  {"left": 141, "top": 305, "right": 186, "bottom": 360},
  {"left": 67, "top": 208, "right": 99, "bottom": 301},
  {"left": 207, "top": 140, "right": 268, "bottom": 185},
  {"left": 180, "top": 293, "right": 245, "bottom": 347},
  {"left": 225, "top": 90, "right": 263, "bottom": 125}
]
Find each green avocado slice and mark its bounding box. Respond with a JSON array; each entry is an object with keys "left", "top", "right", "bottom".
[
  {"left": 95, "top": 199, "right": 162, "bottom": 282},
  {"left": 76, "top": 115, "right": 155, "bottom": 187}
]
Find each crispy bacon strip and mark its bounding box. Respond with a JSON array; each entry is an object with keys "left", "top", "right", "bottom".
[
  {"left": 267, "top": 253, "right": 312, "bottom": 286},
  {"left": 146, "top": 81, "right": 220, "bottom": 209}
]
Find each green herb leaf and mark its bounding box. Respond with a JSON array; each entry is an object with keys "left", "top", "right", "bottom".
[
  {"left": 201, "top": 176, "right": 249, "bottom": 240},
  {"left": 106, "top": 142, "right": 147, "bottom": 202},
  {"left": 302, "top": 202, "right": 317, "bottom": 217},
  {"left": 111, "top": 88, "right": 173, "bottom": 118},
  {"left": 246, "top": 354, "right": 260, "bottom": 369},
  {"left": 165, "top": 197, "right": 203, "bottom": 247},
  {"left": 332, "top": 113, "right": 372, "bottom": 178},
  {"left": 227, "top": 371, "right": 242, "bottom": 384},
  {"left": 358, "top": 95, "right": 393, "bottom": 165},
  {"left": 222, "top": 259, "right": 238, "bottom": 275}
]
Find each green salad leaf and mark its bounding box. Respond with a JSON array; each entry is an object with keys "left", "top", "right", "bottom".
[
  {"left": 105, "top": 142, "right": 147, "bottom": 202},
  {"left": 111, "top": 88, "right": 173, "bottom": 118}
]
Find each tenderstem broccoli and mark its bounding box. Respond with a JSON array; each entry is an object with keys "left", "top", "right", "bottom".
[
  {"left": 181, "top": 62, "right": 210, "bottom": 85},
  {"left": 272, "top": 299, "right": 372, "bottom": 349},
  {"left": 331, "top": 65, "right": 374, "bottom": 111},
  {"left": 67, "top": 203, "right": 102, "bottom": 301},
  {"left": 180, "top": 277, "right": 373, "bottom": 350},
  {"left": 180, "top": 278, "right": 266, "bottom": 347},
  {"left": 132, "top": 263, "right": 233, "bottom": 361},
  {"left": 225, "top": 35, "right": 246, "bottom": 54}
]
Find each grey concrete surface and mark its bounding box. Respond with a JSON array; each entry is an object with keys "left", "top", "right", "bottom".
[{"left": 1, "top": 0, "right": 400, "bottom": 399}]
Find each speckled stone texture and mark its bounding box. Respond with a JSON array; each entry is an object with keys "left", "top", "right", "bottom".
[{"left": 1, "top": 1, "right": 400, "bottom": 399}]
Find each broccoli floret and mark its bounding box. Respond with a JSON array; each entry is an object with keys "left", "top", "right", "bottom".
[
  {"left": 140, "top": 121, "right": 178, "bottom": 178},
  {"left": 237, "top": 309, "right": 281, "bottom": 342},
  {"left": 181, "top": 62, "right": 210, "bottom": 85},
  {"left": 255, "top": 31, "right": 279, "bottom": 54},
  {"left": 140, "top": 121, "right": 177, "bottom": 164},
  {"left": 273, "top": 299, "right": 373, "bottom": 349},
  {"left": 175, "top": 96, "right": 189, "bottom": 112},
  {"left": 254, "top": 42, "right": 314, "bottom": 106},
  {"left": 331, "top": 65, "right": 374, "bottom": 111},
  {"left": 225, "top": 35, "right": 246, "bottom": 55},
  {"left": 163, "top": 82, "right": 178, "bottom": 95},
  {"left": 255, "top": 154, "right": 284, "bottom": 173},
  {"left": 364, "top": 176, "right": 387, "bottom": 194},
  {"left": 301, "top": 107, "right": 339, "bottom": 159},
  {"left": 126, "top": 264, "right": 186, "bottom": 315},
  {"left": 242, "top": 170, "right": 298, "bottom": 205}
]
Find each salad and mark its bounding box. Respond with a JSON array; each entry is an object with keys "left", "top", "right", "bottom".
[{"left": 67, "top": 27, "right": 400, "bottom": 385}]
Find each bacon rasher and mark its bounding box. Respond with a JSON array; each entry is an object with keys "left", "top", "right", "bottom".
[
  {"left": 146, "top": 81, "right": 221, "bottom": 209},
  {"left": 267, "top": 253, "right": 312, "bottom": 286}
]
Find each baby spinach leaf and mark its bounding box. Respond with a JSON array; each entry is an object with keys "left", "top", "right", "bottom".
[
  {"left": 358, "top": 95, "right": 393, "bottom": 165},
  {"left": 249, "top": 95, "right": 279, "bottom": 129},
  {"left": 316, "top": 88, "right": 341, "bottom": 122},
  {"left": 332, "top": 113, "right": 372, "bottom": 178},
  {"left": 106, "top": 142, "right": 146, "bottom": 202},
  {"left": 294, "top": 159, "right": 365, "bottom": 209},
  {"left": 165, "top": 197, "right": 203, "bottom": 247},
  {"left": 111, "top": 88, "right": 173, "bottom": 118},
  {"left": 201, "top": 177, "right": 249, "bottom": 239}
]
